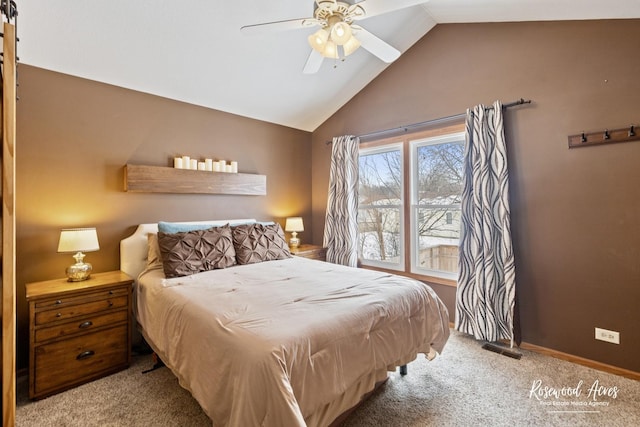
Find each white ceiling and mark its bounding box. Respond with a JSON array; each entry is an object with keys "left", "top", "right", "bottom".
[{"left": 17, "top": 0, "right": 640, "bottom": 132}]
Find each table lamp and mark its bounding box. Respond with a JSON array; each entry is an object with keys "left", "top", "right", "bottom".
[
  {"left": 285, "top": 217, "right": 304, "bottom": 248},
  {"left": 57, "top": 228, "right": 100, "bottom": 281}
]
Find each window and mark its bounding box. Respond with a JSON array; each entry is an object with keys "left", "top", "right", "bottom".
[
  {"left": 358, "top": 143, "right": 404, "bottom": 270},
  {"left": 410, "top": 133, "right": 464, "bottom": 280},
  {"left": 357, "top": 124, "right": 465, "bottom": 285}
]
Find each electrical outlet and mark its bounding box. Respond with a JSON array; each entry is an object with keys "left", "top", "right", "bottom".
[{"left": 595, "top": 327, "right": 620, "bottom": 344}]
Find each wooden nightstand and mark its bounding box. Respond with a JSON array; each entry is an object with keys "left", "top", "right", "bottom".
[
  {"left": 26, "top": 270, "right": 133, "bottom": 400},
  {"left": 289, "top": 244, "right": 327, "bottom": 261}
]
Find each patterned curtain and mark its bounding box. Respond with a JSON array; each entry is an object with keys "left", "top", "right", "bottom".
[
  {"left": 323, "top": 135, "right": 360, "bottom": 267},
  {"left": 455, "top": 101, "right": 517, "bottom": 344}
]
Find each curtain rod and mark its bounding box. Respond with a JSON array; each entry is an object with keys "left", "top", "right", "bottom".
[{"left": 326, "top": 98, "right": 532, "bottom": 144}]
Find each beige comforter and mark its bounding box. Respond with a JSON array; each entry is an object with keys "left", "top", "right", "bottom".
[{"left": 136, "top": 257, "right": 449, "bottom": 427}]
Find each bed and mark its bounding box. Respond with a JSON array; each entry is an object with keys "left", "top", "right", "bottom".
[{"left": 120, "top": 219, "right": 450, "bottom": 427}]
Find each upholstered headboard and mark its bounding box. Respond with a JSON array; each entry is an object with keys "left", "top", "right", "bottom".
[{"left": 119, "top": 219, "right": 256, "bottom": 280}]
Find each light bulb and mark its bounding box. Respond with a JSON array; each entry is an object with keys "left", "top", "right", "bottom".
[
  {"left": 308, "top": 28, "right": 329, "bottom": 52},
  {"left": 330, "top": 21, "right": 352, "bottom": 45},
  {"left": 322, "top": 40, "right": 339, "bottom": 59}
]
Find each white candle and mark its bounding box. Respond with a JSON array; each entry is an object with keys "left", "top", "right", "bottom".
[
  {"left": 225, "top": 165, "right": 233, "bottom": 173},
  {"left": 198, "top": 162, "right": 206, "bottom": 171},
  {"left": 174, "top": 157, "right": 183, "bottom": 169},
  {"left": 218, "top": 160, "right": 227, "bottom": 172},
  {"left": 212, "top": 162, "right": 221, "bottom": 172},
  {"left": 190, "top": 159, "right": 198, "bottom": 170},
  {"left": 205, "top": 158, "right": 213, "bottom": 171},
  {"left": 230, "top": 161, "right": 238, "bottom": 173},
  {"left": 182, "top": 155, "right": 191, "bottom": 169}
]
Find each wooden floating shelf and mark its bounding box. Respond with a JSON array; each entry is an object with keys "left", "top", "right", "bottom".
[
  {"left": 124, "top": 164, "right": 266, "bottom": 196},
  {"left": 568, "top": 125, "right": 639, "bottom": 149}
]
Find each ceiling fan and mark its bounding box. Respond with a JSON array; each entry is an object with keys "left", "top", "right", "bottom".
[{"left": 241, "top": 0, "right": 430, "bottom": 74}]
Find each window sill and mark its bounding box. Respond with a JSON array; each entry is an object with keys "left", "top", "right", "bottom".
[{"left": 359, "top": 264, "right": 457, "bottom": 288}]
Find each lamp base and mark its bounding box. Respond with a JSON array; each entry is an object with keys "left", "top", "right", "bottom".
[
  {"left": 66, "top": 263, "right": 92, "bottom": 281},
  {"left": 289, "top": 232, "right": 300, "bottom": 248},
  {"left": 66, "top": 251, "right": 92, "bottom": 282}
]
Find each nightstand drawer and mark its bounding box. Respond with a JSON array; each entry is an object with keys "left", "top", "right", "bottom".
[
  {"left": 290, "top": 244, "right": 327, "bottom": 261},
  {"left": 34, "top": 324, "right": 128, "bottom": 396},
  {"left": 301, "top": 250, "right": 326, "bottom": 261},
  {"left": 35, "top": 310, "right": 129, "bottom": 343},
  {"left": 35, "top": 295, "right": 128, "bottom": 325},
  {"left": 35, "top": 287, "right": 129, "bottom": 309}
]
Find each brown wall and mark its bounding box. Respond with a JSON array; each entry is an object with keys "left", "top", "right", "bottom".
[
  {"left": 311, "top": 20, "right": 640, "bottom": 372},
  {"left": 16, "top": 66, "right": 312, "bottom": 369}
]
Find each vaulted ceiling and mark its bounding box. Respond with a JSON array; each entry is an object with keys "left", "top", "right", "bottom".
[{"left": 19, "top": 0, "right": 640, "bottom": 131}]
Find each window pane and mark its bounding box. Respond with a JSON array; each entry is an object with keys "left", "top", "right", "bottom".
[
  {"left": 416, "top": 143, "right": 463, "bottom": 203},
  {"left": 415, "top": 206, "right": 460, "bottom": 274},
  {"left": 413, "top": 137, "right": 464, "bottom": 277},
  {"left": 358, "top": 149, "right": 402, "bottom": 201},
  {"left": 358, "top": 147, "right": 402, "bottom": 268},
  {"left": 358, "top": 207, "right": 401, "bottom": 263}
]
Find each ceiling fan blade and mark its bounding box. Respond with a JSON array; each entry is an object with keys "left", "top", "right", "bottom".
[
  {"left": 352, "top": 0, "right": 430, "bottom": 20},
  {"left": 303, "top": 50, "right": 324, "bottom": 74},
  {"left": 356, "top": 27, "right": 400, "bottom": 63},
  {"left": 241, "top": 18, "right": 320, "bottom": 36}
]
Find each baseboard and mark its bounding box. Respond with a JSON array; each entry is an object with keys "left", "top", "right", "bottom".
[
  {"left": 518, "top": 341, "right": 640, "bottom": 381},
  {"left": 451, "top": 325, "right": 639, "bottom": 381}
]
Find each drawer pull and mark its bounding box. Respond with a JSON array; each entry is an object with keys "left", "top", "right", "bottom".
[
  {"left": 109, "top": 290, "right": 114, "bottom": 295},
  {"left": 76, "top": 350, "right": 95, "bottom": 360},
  {"left": 79, "top": 321, "right": 93, "bottom": 329},
  {"left": 108, "top": 301, "right": 114, "bottom": 307},
  {"left": 55, "top": 300, "right": 63, "bottom": 305},
  {"left": 56, "top": 313, "right": 62, "bottom": 318}
]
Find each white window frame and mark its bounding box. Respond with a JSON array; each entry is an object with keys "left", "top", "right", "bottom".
[
  {"left": 357, "top": 142, "right": 404, "bottom": 271},
  {"left": 357, "top": 123, "right": 465, "bottom": 287},
  {"left": 409, "top": 132, "right": 465, "bottom": 281}
]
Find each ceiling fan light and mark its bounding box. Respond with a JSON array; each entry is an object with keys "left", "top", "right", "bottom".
[
  {"left": 342, "top": 35, "right": 361, "bottom": 56},
  {"left": 330, "top": 21, "right": 352, "bottom": 45},
  {"left": 308, "top": 28, "right": 329, "bottom": 52},
  {"left": 322, "top": 40, "right": 339, "bottom": 59}
]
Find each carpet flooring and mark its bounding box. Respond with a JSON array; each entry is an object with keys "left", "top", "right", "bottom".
[{"left": 16, "top": 330, "right": 640, "bottom": 426}]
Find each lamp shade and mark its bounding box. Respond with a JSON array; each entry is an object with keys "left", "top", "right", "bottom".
[
  {"left": 321, "top": 39, "right": 339, "bottom": 59},
  {"left": 285, "top": 217, "right": 304, "bottom": 233},
  {"left": 330, "top": 22, "right": 352, "bottom": 45},
  {"left": 342, "top": 35, "right": 361, "bottom": 56},
  {"left": 57, "top": 228, "right": 100, "bottom": 253},
  {"left": 308, "top": 28, "right": 329, "bottom": 52}
]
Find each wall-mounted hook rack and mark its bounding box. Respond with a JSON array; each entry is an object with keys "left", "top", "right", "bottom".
[{"left": 568, "top": 124, "right": 640, "bottom": 148}]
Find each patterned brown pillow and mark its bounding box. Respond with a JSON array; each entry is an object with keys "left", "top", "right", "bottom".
[
  {"left": 157, "top": 225, "right": 236, "bottom": 278},
  {"left": 232, "top": 223, "right": 291, "bottom": 265}
]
